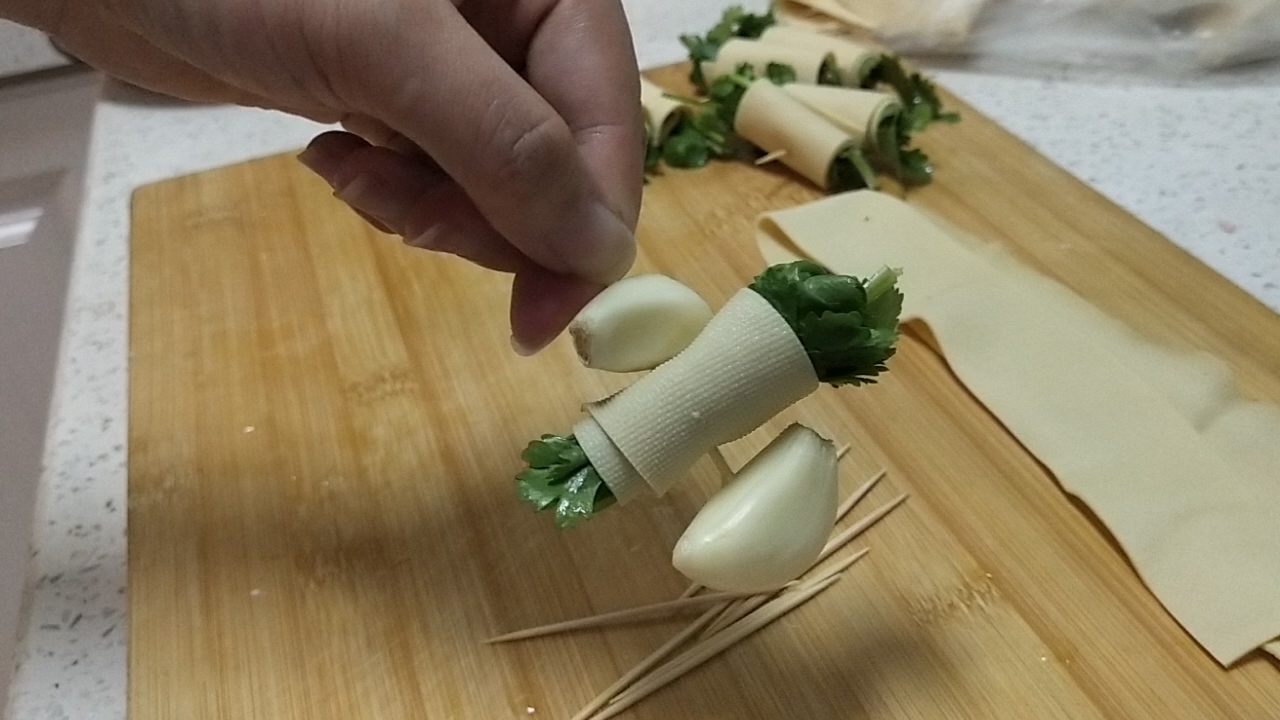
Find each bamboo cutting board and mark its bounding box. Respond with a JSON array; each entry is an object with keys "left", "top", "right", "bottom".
[{"left": 128, "top": 65, "right": 1280, "bottom": 719}]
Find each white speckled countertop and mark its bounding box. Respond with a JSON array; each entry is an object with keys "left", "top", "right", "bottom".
[
  {"left": 0, "top": 21, "right": 65, "bottom": 78},
  {"left": 5, "top": 1, "right": 1280, "bottom": 717}
]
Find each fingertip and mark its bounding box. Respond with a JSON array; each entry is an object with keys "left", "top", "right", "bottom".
[
  {"left": 509, "top": 267, "right": 604, "bottom": 356},
  {"left": 297, "top": 131, "right": 368, "bottom": 181}
]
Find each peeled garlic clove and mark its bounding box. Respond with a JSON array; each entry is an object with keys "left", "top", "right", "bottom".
[
  {"left": 672, "top": 424, "right": 838, "bottom": 593},
  {"left": 569, "top": 274, "right": 713, "bottom": 373}
]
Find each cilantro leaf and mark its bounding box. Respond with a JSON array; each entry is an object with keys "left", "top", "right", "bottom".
[
  {"left": 735, "top": 7, "right": 776, "bottom": 38},
  {"left": 871, "top": 112, "right": 933, "bottom": 187},
  {"left": 827, "top": 145, "right": 879, "bottom": 192},
  {"left": 765, "top": 62, "right": 797, "bottom": 85},
  {"left": 682, "top": 5, "right": 778, "bottom": 90},
  {"left": 865, "top": 55, "right": 959, "bottom": 132},
  {"left": 663, "top": 126, "right": 713, "bottom": 168},
  {"left": 749, "top": 261, "right": 903, "bottom": 387},
  {"left": 818, "top": 59, "right": 844, "bottom": 86},
  {"left": 706, "top": 63, "right": 757, "bottom": 125},
  {"left": 515, "top": 435, "right": 616, "bottom": 528}
]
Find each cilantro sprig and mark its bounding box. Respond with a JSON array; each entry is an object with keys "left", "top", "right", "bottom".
[
  {"left": 516, "top": 434, "right": 615, "bottom": 528},
  {"left": 828, "top": 145, "right": 880, "bottom": 192},
  {"left": 680, "top": 5, "right": 777, "bottom": 89},
  {"left": 749, "top": 260, "right": 903, "bottom": 387},
  {"left": 865, "top": 55, "right": 960, "bottom": 132},
  {"left": 658, "top": 63, "right": 771, "bottom": 170},
  {"left": 871, "top": 111, "right": 932, "bottom": 186}
]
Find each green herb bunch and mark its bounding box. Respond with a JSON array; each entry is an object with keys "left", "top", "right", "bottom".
[
  {"left": 864, "top": 56, "right": 960, "bottom": 132},
  {"left": 749, "top": 260, "right": 903, "bottom": 386},
  {"left": 657, "top": 62, "right": 781, "bottom": 170},
  {"left": 680, "top": 5, "right": 777, "bottom": 89},
  {"left": 516, "top": 434, "right": 615, "bottom": 528},
  {"left": 649, "top": 4, "right": 963, "bottom": 188}
]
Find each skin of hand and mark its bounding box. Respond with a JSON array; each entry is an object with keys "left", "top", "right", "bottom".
[{"left": 6, "top": 0, "right": 644, "bottom": 354}]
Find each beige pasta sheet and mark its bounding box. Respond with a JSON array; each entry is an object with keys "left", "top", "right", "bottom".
[{"left": 756, "top": 190, "right": 1280, "bottom": 666}]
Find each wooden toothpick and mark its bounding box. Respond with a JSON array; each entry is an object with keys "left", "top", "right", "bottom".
[
  {"left": 754, "top": 149, "right": 788, "bottom": 166},
  {"left": 593, "top": 575, "right": 843, "bottom": 719},
  {"left": 485, "top": 589, "right": 756, "bottom": 644},
  {"left": 568, "top": 602, "right": 727, "bottom": 720}
]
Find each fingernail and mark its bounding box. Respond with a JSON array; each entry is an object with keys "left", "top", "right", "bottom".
[
  {"left": 297, "top": 144, "right": 338, "bottom": 180},
  {"left": 351, "top": 207, "right": 394, "bottom": 235},
  {"left": 573, "top": 203, "right": 636, "bottom": 285},
  {"left": 510, "top": 334, "right": 544, "bottom": 357}
]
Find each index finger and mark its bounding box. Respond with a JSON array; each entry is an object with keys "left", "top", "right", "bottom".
[{"left": 524, "top": 0, "right": 645, "bottom": 229}]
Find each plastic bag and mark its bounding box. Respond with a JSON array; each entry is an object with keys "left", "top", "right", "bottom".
[{"left": 776, "top": 0, "right": 1280, "bottom": 79}]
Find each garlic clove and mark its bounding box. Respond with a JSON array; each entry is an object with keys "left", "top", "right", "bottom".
[
  {"left": 569, "top": 274, "right": 713, "bottom": 373},
  {"left": 672, "top": 423, "right": 839, "bottom": 593}
]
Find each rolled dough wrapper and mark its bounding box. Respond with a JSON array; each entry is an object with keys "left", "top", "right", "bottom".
[
  {"left": 780, "top": 84, "right": 901, "bottom": 148},
  {"left": 587, "top": 288, "right": 818, "bottom": 497},
  {"left": 761, "top": 25, "right": 882, "bottom": 85},
  {"left": 702, "top": 38, "right": 835, "bottom": 85},
  {"left": 755, "top": 190, "right": 1280, "bottom": 667},
  {"left": 573, "top": 415, "right": 647, "bottom": 505},
  {"left": 640, "top": 76, "right": 686, "bottom": 144},
  {"left": 735, "top": 80, "right": 857, "bottom": 190}
]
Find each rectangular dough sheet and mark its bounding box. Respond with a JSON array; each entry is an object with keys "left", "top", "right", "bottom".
[{"left": 756, "top": 190, "right": 1280, "bottom": 666}]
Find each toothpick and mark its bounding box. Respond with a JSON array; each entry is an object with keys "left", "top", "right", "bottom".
[
  {"left": 593, "top": 575, "right": 843, "bottom": 719},
  {"left": 568, "top": 602, "right": 727, "bottom": 720},
  {"left": 836, "top": 444, "right": 851, "bottom": 460},
  {"left": 708, "top": 447, "right": 735, "bottom": 485},
  {"left": 695, "top": 493, "right": 904, "bottom": 646},
  {"left": 485, "top": 590, "right": 757, "bottom": 644},
  {"left": 696, "top": 598, "right": 745, "bottom": 640},
  {"left": 704, "top": 549, "right": 870, "bottom": 636},
  {"left": 837, "top": 469, "right": 887, "bottom": 524},
  {"left": 754, "top": 149, "right": 788, "bottom": 166},
  {"left": 816, "top": 493, "right": 908, "bottom": 566},
  {"left": 577, "top": 485, "right": 906, "bottom": 716}
]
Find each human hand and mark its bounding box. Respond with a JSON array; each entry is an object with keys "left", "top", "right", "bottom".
[{"left": 13, "top": 0, "right": 643, "bottom": 354}]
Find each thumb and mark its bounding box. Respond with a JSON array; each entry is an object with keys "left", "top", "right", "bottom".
[{"left": 347, "top": 2, "right": 636, "bottom": 286}]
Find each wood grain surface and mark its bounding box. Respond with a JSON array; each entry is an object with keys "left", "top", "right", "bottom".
[{"left": 128, "top": 64, "right": 1280, "bottom": 719}]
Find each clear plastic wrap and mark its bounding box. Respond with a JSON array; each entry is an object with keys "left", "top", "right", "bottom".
[{"left": 776, "top": 0, "right": 1280, "bottom": 79}]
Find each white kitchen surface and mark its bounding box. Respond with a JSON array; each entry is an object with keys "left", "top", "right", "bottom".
[
  {"left": 5, "top": 1, "right": 1280, "bottom": 717},
  {"left": 0, "top": 21, "right": 67, "bottom": 78}
]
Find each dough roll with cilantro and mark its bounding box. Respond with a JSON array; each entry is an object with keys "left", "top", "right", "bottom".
[
  {"left": 778, "top": 84, "right": 933, "bottom": 186},
  {"left": 641, "top": 76, "right": 688, "bottom": 146},
  {"left": 703, "top": 38, "right": 840, "bottom": 86},
  {"left": 760, "top": 24, "right": 881, "bottom": 85},
  {"left": 734, "top": 79, "right": 877, "bottom": 190},
  {"left": 780, "top": 84, "right": 899, "bottom": 148},
  {"left": 515, "top": 261, "right": 902, "bottom": 526}
]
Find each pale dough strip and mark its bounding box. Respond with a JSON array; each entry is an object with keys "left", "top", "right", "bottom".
[
  {"left": 756, "top": 190, "right": 1280, "bottom": 666},
  {"left": 587, "top": 289, "right": 818, "bottom": 497},
  {"left": 574, "top": 415, "right": 647, "bottom": 505}
]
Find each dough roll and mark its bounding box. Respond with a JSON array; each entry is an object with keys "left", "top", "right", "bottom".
[
  {"left": 587, "top": 288, "right": 818, "bottom": 496},
  {"left": 702, "top": 38, "right": 835, "bottom": 85},
  {"left": 640, "top": 76, "right": 687, "bottom": 144},
  {"left": 734, "top": 79, "right": 858, "bottom": 189},
  {"left": 761, "top": 24, "right": 881, "bottom": 84},
  {"left": 780, "top": 84, "right": 901, "bottom": 147}
]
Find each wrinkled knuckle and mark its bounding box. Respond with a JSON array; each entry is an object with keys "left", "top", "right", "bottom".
[{"left": 490, "top": 113, "right": 576, "bottom": 195}]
